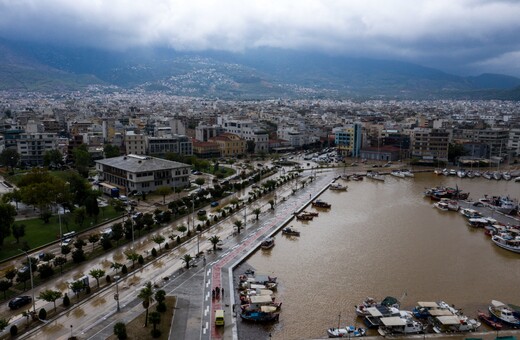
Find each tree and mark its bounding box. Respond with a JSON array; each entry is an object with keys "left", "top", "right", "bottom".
[
  {"left": 233, "top": 220, "right": 243, "bottom": 234},
  {"left": 89, "top": 268, "right": 106, "bottom": 288},
  {"left": 448, "top": 143, "right": 468, "bottom": 163},
  {"left": 138, "top": 281, "right": 154, "bottom": 327},
  {"left": 125, "top": 251, "right": 139, "bottom": 269},
  {"left": 0, "top": 148, "right": 19, "bottom": 170},
  {"left": 176, "top": 225, "right": 187, "bottom": 236},
  {"left": 194, "top": 178, "right": 205, "bottom": 189},
  {"left": 253, "top": 208, "right": 261, "bottom": 220},
  {"left": 0, "top": 318, "right": 9, "bottom": 333},
  {"left": 0, "top": 279, "right": 12, "bottom": 299},
  {"left": 74, "top": 207, "right": 87, "bottom": 228},
  {"left": 72, "top": 249, "right": 86, "bottom": 263},
  {"left": 38, "top": 263, "right": 54, "bottom": 279},
  {"left": 0, "top": 203, "right": 17, "bottom": 246},
  {"left": 88, "top": 234, "right": 100, "bottom": 252},
  {"left": 84, "top": 194, "right": 100, "bottom": 220},
  {"left": 152, "top": 235, "right": 165, "bottom": 251},
  {"left": 149, "top": 311, "right": 161, "bottom": 334},
  {"left": 43, "top": 149, "right": 63, "bottom": 168},
  {"left": 69, "top": 280, "right": 84, "bottom": 301},
  {"left": 155, "top": 186, "right": 171, "bottom": 204},
  {"left": 53, "top": 256, "right": 67, "bottom": 274},
  {"left": 111, "top": 262, "right": 123, "bottom": 274},
  {"left": 5, "top": 268, "right": 17, "bottom": 283},
  {"left": 114, "top": 322, "right": 128, "bottom": 340},
  {"left": 73, "top": 238, "right": 86, "bottom": 250},
  {"left": 209, "top": 235, "right": 221, "bottom": 251},
  {"left": 73, "top": 144, "right": 91, "bottom": 178},
  {"left": 268, "top": 199, "right": 275, "bottom": 210},
  {"left": 112, "top": 223, "right": 124, "bottom": 245},
  {"left": 11, "top": 224, "right": 25, "bottom": 243},
  {"left": 104, "top": 144, "right": 121, "bottom": 158},
  {"left": 154, "top": 290, "right": 166, "bottom": 304},
  {"left": 182, "top": 254, "right": 193, "bottom": 269},
  {"left": 61, "top": 245, "right": 71, "bottom": 258},
  {"left": 39, "top": 289, "right": 63, "bottom": 312}
]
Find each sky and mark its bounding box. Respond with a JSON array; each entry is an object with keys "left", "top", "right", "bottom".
[{"left": 0, "top": 0, "right": 520, "bottom": 76}]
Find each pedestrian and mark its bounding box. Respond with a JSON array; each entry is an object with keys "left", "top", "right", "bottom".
[
  {"left": 212, "top": 289, "right": 215, "bottom": 299},
  {"left": 221, "top": 287, "right": 224, "bottom": 297},
  {"left": 216, "top": 286, "right": 220, "bottom": 295},
  {"left": 203, "top": 256, "right": 206, "bottom": 265}
]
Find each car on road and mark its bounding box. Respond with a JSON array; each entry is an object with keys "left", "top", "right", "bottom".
[
  {"left": 197, "top": 210, "right": 207, "bottom": 216},
  {"left": 210, "top": 201, "right": 219, "bottom": 207},
  {"left": 8, "top": 296, "right": 32, "bottom": 310}
]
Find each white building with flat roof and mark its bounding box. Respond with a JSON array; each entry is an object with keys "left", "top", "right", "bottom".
[{"left": 95, "top": 154, "right": 191, "bottom": 194}]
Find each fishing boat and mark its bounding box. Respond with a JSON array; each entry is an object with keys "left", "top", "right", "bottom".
[
  {"left": 412, "top": 301, "right": 458, "bottom": 319},
  {"left": 488, "top": 300, "right": 520, "bottom": 327},
  {"left": 312, "top": 200, "right": 331, "bottom": 208},
  {"left": 364, "top": 306, "right": 411, "bottom": 329},
  {"left": 281, "top": 227, "right": 300, "bottom": 236},
  {"left": 351, "top": 174, "right": 364, "bottom": 181},
  {"left": 491, "top": 233, "right": 520, "bottom": 253},
  {"left": 468, "top": 218, "right": 493, "bottom": 228},
  {"left": 377, "top": 317, "right": 425, "bottom": 336},
  {"left": 240, "top": 308, "right": 280, "bottom": 322},
  {"left": 296, "top": 214, "right": 313, "bottom": 221},
  {"left": 460, "top": 208, "right": 482, "bottom": 219},
  {"left": 355, "top": 296, "right": 400, "bottom": 317},
  {"left": 260, "top": 238, "right": 275, "bottom": 250},
  {"left": 401, "top": 169, "right": 414, "bottom": 177},
  {"left": 493, "top": 171, "right": 502, "bottom": 180},
  {"left": 503, "top": 172, "right": 512, "bottom": 181},
  {"left": 477, "top": 310, "right": 503, "bottom": 330},
  {"left": 327, "top": 326, "right": 366, "bottom": 338},
  {"left": 457, "top": 170, "right": 466, "bottom": 178},
  {"left": 329, "top": 183, "right": 348, "bottom": 191},
  {"left": 433, "top": 201, "right": 449, "bottom": 211},
  {"left": 300, "top": 211, "right": 319, "bottom": 217},
  {"left": 431, "top": 315, "right": 481, "bottom": 333}
]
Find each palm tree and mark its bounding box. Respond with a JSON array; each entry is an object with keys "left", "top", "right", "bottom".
[
  {"left": 125, "top": 251, "right": 139, "bottom": 269},
  {"left": 233, "top": 220, "right": 243, "bottom": 234},
  {"left": 268, "top": 199, "right": 275, "bottom": 210},
  {"left": 208, "top": 235, "right": 221, "bottom": 251},
  {"left": 182, "top": 254, "right": 193, "bottom": 269},
  {"left": 253, "top": 208, "right": 261, "bottom": 220},
  {"left": 138, "top": 281, "right": 154, "bottom": 327},
  {"left": 149, "top": 311, "right": 161, "bottom": 333}
]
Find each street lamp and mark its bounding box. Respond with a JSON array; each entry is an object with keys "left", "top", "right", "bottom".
[
  {"left": 127, "top": 207, "right": 135, "bottom": 249},
  {"left": 196, "top": 231, "right": 200, "bottom": 256},
  {"left": 19, "top": 249, "right": 36, "bottom": 314},
  {"left": 191, "top": 197, "right": 195, "bottom": 233},
  {"left": 243, "top": 206, "right": 247, "bottom": 229}
]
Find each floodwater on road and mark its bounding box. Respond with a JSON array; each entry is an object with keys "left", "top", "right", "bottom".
[{"left": 242, "top": 172, "right": 520, "bottom": 339}]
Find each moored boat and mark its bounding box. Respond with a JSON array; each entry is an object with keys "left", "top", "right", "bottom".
[
  {"left": 378, "top": 317, "right": 424, "bottom": 336},
  {"left": 260, "top": 237, "right": 275, "bottom": 249},
  {"left": 329, "top": 183, "right": 348, "bottom": 191},
  {"left": 431, "top": 315, "right": 481, "bottom": 333},
  {"left": 296, "top": 214, "right": 313, "bottom": 221},
  {"left": 433, "top": 201, "right": 449, "bottom": 211},
  {"left": 477, "top": 310, "right": 503, "bottom": 330},
  {"left": 366, "top": 171, "right": 385, "bottom": 181},
  {"left": 391, "top": 170, "right": 406, "bottom": 178},
  {"left": 491, "top": 233, "right": 520, "bottom": 253},
  {"left": 240, "top": 308, "right": 280, "bottom": 322},
  {"left": 312, "top": 200, "right": 331, "bottom": 208},
  {"left": 460, "top": 208, "right": 482, "bottom": 219},
  {"left": 327, "top": 326, "right": 366, "bottom": 338},
  {"left": 401, "top": 169, "right": 414, "bottom": 177},
  {"left": 281, "top": 226, "right": 300, "bottom": 236},
  {"left": 488, "top": 300, "right": 520, "bottom": 327}
]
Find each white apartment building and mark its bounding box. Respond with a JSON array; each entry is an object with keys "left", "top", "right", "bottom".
[
  {"left": 218, "top": 118, "right": 268, "bottom": 153},
  {"left": 277, "top": 126, "right": 307, "bottom": 147},
  {"left": 508, "top": 129, "right": 520, "bottom": 156},
  {"left": 17, "top": 132, "right": 57, "bottom": 166},
  {"left": 125, "top": 131, "right": 147, "bottom": 155}
]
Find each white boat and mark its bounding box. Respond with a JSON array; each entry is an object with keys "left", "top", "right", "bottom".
[
  {"left": 491, "top": 233, "right": 520, "bottom": 253},
  {"left": 260, "top": 238, "right": 275, "bottom": 250},
  {"left": 473, "top": 171, "right": 482, "bottom": 177},
  {"left": 459, "top": 208, "right": 482, "bottom": 219},
  {"left": 502, "top": 172, "right": 512, "bottom": 181},
  {"left": 329, "top": 183, "right": 348, "bottom": 191},
  {"left": 366, "top": 171, "right": 385, "bottom": 182},
  {"left": 488, "top": 300, "right": 520, "bottom": 327},
  {"left": 493, "top": 171, "right": 502, "bottom": 180},
  {"left": 483, "top": 172, "right": 492, "bottom": 180},
  {"left": 327, "top": 326, "right": 366, "bottom": 338},
  {"left": 466, "top": 171, "right": 475, "bottom": 178},
  {"left": 433, "top": 202, "right": 449, "bottom": 211},
  {"left": 514, "top": 176, "right": 520, "bottom": 182},
  {"left": 378, "top": 317, "right": 424, "bottom": 336},
  {"left": 391, "top": 170, "right": 406, "bottom": 178},
  {"left": 431, "top": 315, "right": 481, "bottom": 333},
  {"left": 401, "top": 169, "right": 414, "bottom": 177},
  {"left": 456, "top": 170, "right": 466, "bottom": 178},
  {"left": 449, "top": 169, "right": 457, "bottom": 176}
]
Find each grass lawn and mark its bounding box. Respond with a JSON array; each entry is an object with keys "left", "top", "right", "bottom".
[
  {"left": 0, "top": 206, "right": 123, "bottom": 261},
  {"left": 108, "top": 296, "right": 176, "bottom": 340}
]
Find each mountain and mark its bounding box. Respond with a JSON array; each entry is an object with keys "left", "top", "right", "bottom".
[{"left": 1, "top": 39, "right": 519, "bottom": 100}]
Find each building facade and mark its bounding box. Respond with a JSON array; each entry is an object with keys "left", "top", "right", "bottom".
[
  {"left": 411, "top": 128, "right": 449, "bottom": 161},
  {"left": 17, "top": 132, "right": 57, "bottom": 166},
  {"left": 333, "top": 123, "right": 362, "bottom": 157},
  {"left": 209, "top": 133, "right": 246, "bottom": 157}
]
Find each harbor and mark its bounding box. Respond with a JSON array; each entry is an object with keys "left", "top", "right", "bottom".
[{"left": 237, "top": 171, "right": 520, "bottom": 339}]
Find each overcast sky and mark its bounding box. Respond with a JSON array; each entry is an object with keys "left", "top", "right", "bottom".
[{"left": 1, "top": 0, "right": 519, "bottom": 76}]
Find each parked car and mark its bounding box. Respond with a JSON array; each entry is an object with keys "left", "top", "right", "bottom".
[
  {"left": 197, "top": 210, "right": 207, "bottom": 216},
  {"left": 8, "top": 296, "right": 32, "bottom": 310},
  {"left": 210, "top": 201, "right": 219, "bottom": 207}
]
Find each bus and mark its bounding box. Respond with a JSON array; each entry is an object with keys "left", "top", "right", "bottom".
[{"left": 98, "top": 182, "right": 120, "bottom": 198}]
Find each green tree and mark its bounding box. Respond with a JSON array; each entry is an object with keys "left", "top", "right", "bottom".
[
  {"left": 0, "top": 148, "right": 19, "bottom": 171},
  {"left": 155, "top": 186, "right": 171, "bottom": 204},
  {"left": 104, "top": 144, "right": 121, "bottom": 158},
  {"left": 114, "top": 322, "right": 128, "bottom": 340},
  {"left": 63, "top": 171, "right": 90, "bottom": 206},
  {"left": 74, "top": 207, "right": 87, "bottom": 228},
  {"left": 39, "top": 289, "right": 63, "bottom": 312},
  {"left": 0, "top": 279, "right": 12, "bottom": 299},
  {"left": 194, "top": 178, "right": 205, "bottom": 189},
  {"left": 233, "top": 220, "right": 243, "bottom": 234},
  {"left": 154, "top": 290, "right": 166, "bottom": 304},
  {"left": 11, "top": 223, "right": 25, "bottom": 243},
  {"left": 268, "top": 199, "right": 275, "bottom": 210},
  {"left": 53, "top": 256, "right": 67, "bottom": 274},
  {"left": 125, "top": 251, "right": 139, "bottom": 269},
  {"left": 5, "top": 268, "right": 17, "bottom": 283},
  {"left": 89, "top": 268, "right": 106, "bottom": 288},
  {"left": 38, "top": 263, "right": 54, "bottom": 279},
  {"left": 61, "top": 245, "right": 71, "bottom": 258},
  {"left": 72, "top": 249, "right": 86, "bottom": 263},
  {"left": 448, "top": 143, "right": 468, "bottom": 163},
  {"left": 0, "top": 202, "right": 17, "bottom": 246},
  {"left": 43, "top": 149, "right": 63, "bottom": 167},
  {"left": 182, "top": 254, "right": 193, "bottom": 269},
  {"left": 152, "top": 235, "right": 165, "bottom": 251},
  {"left": 84, "top": 194, "right": 100, "bottom": 220},
  {"left": 253, "top": 208, "right": 261, "bottom": 220},
  {"left": 88, "top": 234, "right": 100, "bottom": 252},
  {"left": 73, "top": 144, "right": 91, "bottom": 178},
  {"left": 208, "top": 235, "right": 221, "bottom": 251},
  {"left": 0, "top": 318, "right": 9, "bottom": 332},
  {"left": 69, "top": 280, "right": 84, "bottom": 301},
  {"left": 138, "top": 282, "right": 154, "bottom": 327},
  {"left": 149, "top": 311, "right": 161, "bottom": 333},
  {"left": 111, "top": 262, "right": 123, "bottom": 274},
  {"left": 176, "top": 225, "right": 187, "bottom": 236},
  {"left": 73, "top": 238, "right": 86, "bottom": 250}
]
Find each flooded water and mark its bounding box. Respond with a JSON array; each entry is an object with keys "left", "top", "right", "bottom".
[{"left": 244, "top": 172, "right": 520, "bottom": 339}]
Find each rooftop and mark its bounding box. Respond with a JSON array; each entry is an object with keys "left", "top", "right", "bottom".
[{"left": 96, "top": 154, "right": 190, "bottom": 172}]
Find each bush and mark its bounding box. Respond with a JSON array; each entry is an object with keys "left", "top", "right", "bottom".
[
  {"left": 176, "top": 236, "right": 181, "bottom": 245},
  {"left": 151, "top": 248, "right": 157, "bottom": 257},
  {"left": 114, "top": 322, "right": 127, "bottom": 340},
  {"left": 85, "top": 286, "right": 91, "bottom": 294},
  {"left": 121, "top": 265, "right": 128, "bottom": 274},
  {"left": 164, "top": 242, "right": 169, "bottom": 250},
  {"left": 101, "top": 237, "right": 113, "bottom": 250},
  {"left": 156, "top": 302, "right": 167, "bottom": 313},
  {"left": 106, "top": 275, "right": 111, "bottom": 283},
  {"left": 10, "top": 325, "right": 18, "bottom": 336},
  {"left": 138, "top": 255, "right": 144, "bottom": 265},
  {"left": 63, "top": 293, "right": 71, "bottom": 307},
  {"left": 151, "top": 329, "right": 161, "bottom": 338},
  {"left": 39, "top": 308, "right": 47, "bottom": 320}
]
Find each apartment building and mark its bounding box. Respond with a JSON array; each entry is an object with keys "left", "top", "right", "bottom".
[
  {"left": 125, "top": 131, "right": 147, "bottom": 155},
  {"left": 333, "top": 123, "right": 362, "bottom": 157},
  {"left": 195, "top": 124, "right": 224, "bottom": 142},
  {"left": 411, "top": 128, "right": 449, "bottom": 161},
  {"left": 219, "top": 118, "right": 268, "bottom": 153},
  {"left": 147, "top": 135, "right": 193, "bottom": 156},
  {"left": 209, "top": 133, "right": 246, "bottom": 157},
  {"left": 17, "top": 132, "right": 57, "bottom": 166},
  {"left": 508, "top": 129, "right": 520, "bottom": 156}
]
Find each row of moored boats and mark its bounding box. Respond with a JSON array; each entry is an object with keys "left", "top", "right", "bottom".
[
  {"left": 434, "top": 168, "right": 520, "bottom": 182},
  {"left": 238, "top": 271, "right": 281, "bottom": 322}
]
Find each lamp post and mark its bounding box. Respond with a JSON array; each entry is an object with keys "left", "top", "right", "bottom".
[
  {"left": 191, "top": 198, "right": 195, "bottom": 233},
  {"left": 58, "top": 204, "right": 63, "bottom": 247},
  {"left": 243, "top": 206, "right": 247, "bottom": 229},
  {"left": 19, "top": 249, "right": 36, "bottom": 314},
  {"left": 127, "top": 207, "right": 134, "bottom": 249},
  {"left": 196, "top": 231, "right": 200, "bottom": 255},
  {"left": 70, "top": 325, "right": 73, "bottom": 339}
]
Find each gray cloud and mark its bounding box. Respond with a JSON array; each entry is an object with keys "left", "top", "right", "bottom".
[{"left": 1, "top": 0, "right": 520, "bottom": 76}]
